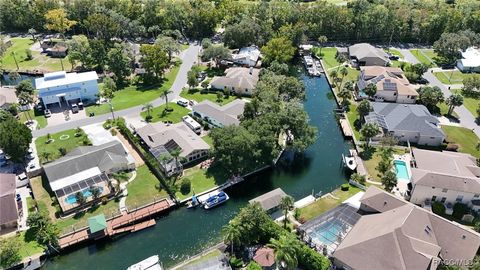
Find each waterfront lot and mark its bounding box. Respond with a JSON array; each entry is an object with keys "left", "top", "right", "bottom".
[
  {"left": 299, "top": 185, "right": 362, "bottom": 222},
  {"left": 175, "top": 165, "right": 228, "bottom": 200},
  {"left": 86, "top": 64, "right": 180, "bottom": 116},
  {"left": 316, "top": 47, "right": 360, "bottom": 85},
  {"left": 180, "top": 88, "right": 237, "bottom": 105},
  {"left": 140, "top": 102, "right": 190, "bottom": 123},
  {"left": 345, "top": 104, "right": 361, "bottom": 141},
  {"left": 1, "top": 38, "right": 72, "bottom": 72},
  {"left": 442, "top": 126, "right": 480, "bottom": 158},
  {"left": 361, "top": 147, "right": 407, "bottom": 183},
  {"left": 126, "top": 165, "right": 169, "bottom": 209},
  {"left": 35, "top": 128, "right": 91, "bottom": 164}
]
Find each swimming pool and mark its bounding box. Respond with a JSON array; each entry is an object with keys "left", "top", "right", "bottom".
[
  {"left": 65, "top": 187, "right": 104, "bottom": 205},
  {"left": 394, "top": 160, "right": 410, "bottom": 182},
  {"left": 309, "top": 220, "right": 343, "bottom": 245}
]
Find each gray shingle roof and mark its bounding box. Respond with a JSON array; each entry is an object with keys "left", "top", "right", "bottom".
[
  {"left": 348, "top": 43, "right": 389, "bottom": 64},
  {"left": 210, "top": 67, "right": 260, "bottom": 91},
  {"left": 366, "top": 102, "right": 445, "bottom": 138},
  {"left": 192, "top": 99, "right": 246, "bottom": 126},
  {"left": 249, "top": 188, "right": 287, "bottom": 211},
  {"left": 0, "top": 173, "right": 17, "bottom": 225},
  {"left": 43, "top": 141, "right": 129, "bottom": 184}
]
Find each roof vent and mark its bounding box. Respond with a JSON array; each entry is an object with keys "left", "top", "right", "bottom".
[{"left": 462, "top": 235, "right": 466, "bottom": 239}]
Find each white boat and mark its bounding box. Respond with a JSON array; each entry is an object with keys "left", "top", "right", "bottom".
[
  {"left": 127, "top": 255, "right": 163, "bottom": 270},
  {"left": 342, "top": 153, "right": 357, "bottom": 171},
  {"left": 203, "top": 191, "right": 230, "bottom": 209}
]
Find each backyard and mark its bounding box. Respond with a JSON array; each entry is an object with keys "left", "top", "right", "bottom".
[
  {"left": 1, "top": 38, "right": 72, "bottom": 72},
  {"left": 175, "top": 165, "right": 228, "bottom": 200},
  {"left": 345, "top": 104, "right": 361, "bottom": 140},
  {"left": 180, "top": 88, "right": 237, "bottom": 105},
  {"left": 298, "top": 185, "right": 362, "bottom": 222},
  {"left": 35, "top": 128, "right": 92, "bottom": 164},
  {"left": 442, "top": 126, "right": 480, "bottom": 158},
  {"left": 140, "top": 102, "right": 190, "bottom": 123},
  {"left": 86, "top": 64, "right": 181, "bottom": 115},
  {"left": 361, "top": 147, "right": 408, "bottom": 183},
  {"left": 125, "top": 165, "right": 169, "bottom": 209}
]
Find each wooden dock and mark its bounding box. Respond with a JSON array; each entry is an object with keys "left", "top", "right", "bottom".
[
  {"left": 339, "top": 119, "right": 353, "bottom": 137},
  {"left": 58, "top": 198, "right": 172, "bottom": 249},
  {"left": 349, "top": 149, "right": 367, "bottom": 176}
]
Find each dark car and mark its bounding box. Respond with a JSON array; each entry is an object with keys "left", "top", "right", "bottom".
[
  {"left": 388, "top": 55, "right": 399, "bottom": 60},
  {"left": 177, "top": 100, "right": 188, "bottom": 107},
  {"left": 16, "top": 194, "right": 21, "bottom": 201}
]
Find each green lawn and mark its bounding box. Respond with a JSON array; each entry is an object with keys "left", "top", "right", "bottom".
[
  {"left": 442, "top": 126, "right": 480, "bottom": 158},
  {"left": 15, "top": 232, "right": 45, "bottom": 258},
  {"left": 19, "top": 109, "right": 47, "bottom": 129},
  {"left": 178, "top": 249, "right": 222, "bottom": 270},
  {"left": 1, "top": 38, "right": 72, "bottom": 72},
  {"left": 27, "top": 197, "right": 36, "bottom": 214},
  {"left": 180, "top": 88, "right": 237, "bottom": 105},
  {"left": 30, "top": 176, "right": 57, "bottom": 219},
  {"left": 314, "top": 47, "right": 340, "bottom": 70},
  {"left": 361, "top": 147, "right": 407, "bottom": 182},
  {"left": 126, "top": 165, "right": 169, "bottom": 209},
  {"left": 345, "top": 104, "right": 361, "bottom": 140},
  {"left": 299, "top": 185, "right": 362, "bottom": 221},
  {"left": 175, "top": 165, "right": 228, "bottom": 200},
  {"left": 410, "top": 49, "right": 437, "bottom": 67},
  {"left": 433, "top": 71, "right": 469, "bottom": 84},
  {"left": 463, "top": 96, "right": 480, "bottom": 117},
  {"left": 86, "top": 64, "right": 181, "bottom": 115},
  {"left": 387, "top": 49, "right": 404, "bottom": 58},
  {"left": 202, "top": 134, "right": 213, "bottom": 148},
  {"left": 141, "top": 102, "right": 190, "bottom": 123},
  {"left": 35, "top": 128, "right": 92, "bottom": 164}
]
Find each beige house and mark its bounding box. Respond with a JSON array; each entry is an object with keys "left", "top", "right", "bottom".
[
  {"left": 409, "top": 149, "right": 480, "bottom": 212},
  {"left": 348, "top": 43, "right": 389, "bottom": 67},
  {"left": 0, "top": 173, "right": 18, "bottom": 234},
  {"left": 192, "top": 99, "right": 246, "bottom": 128},
  {"left": 356, "top": 66, "right": 418, "bottom": 103},
  {"left": 333, "top": 186, "right": 480, "bottom": 270},
  {"left": 137, "top": 122, "right": 210, "bottom": 175},
  {"left": 210, "top": 67, "right": 260, "bottom": 96}
]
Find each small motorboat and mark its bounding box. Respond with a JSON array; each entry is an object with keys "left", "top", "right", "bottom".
[
  {"left": 342, "top": 153, "right": 357, "bottom": 171},
  {"left": 186, "top": 194, "right": 200, "bottom": 209},
  {"left": 203, "top": 191, "right": 229, "bottom": 210},
  {"left": 127, "top": 255, "right": 162, "bottom": 270}
]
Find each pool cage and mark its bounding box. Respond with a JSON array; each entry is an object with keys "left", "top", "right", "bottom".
[{"left": 298, "top": 204, "right": 361, "bottom": 256}]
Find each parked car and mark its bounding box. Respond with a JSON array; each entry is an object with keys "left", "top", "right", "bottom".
[
  {"left": 44, "top": 109, "right": 51, "bottom": 118},
  {"left": 388, "top": 55, "right": 399, "bottom": 60},
  {"left": 16, "top": 194, "right": 21, "bottom": 202},
  {"left": 71, "top": 104, "right": 79, "bottom": 113},
  {"left": 177, "top": 100, "right": 188, "bottom": 107}
]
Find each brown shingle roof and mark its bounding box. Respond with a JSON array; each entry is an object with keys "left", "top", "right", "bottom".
[
  {"left": 253, "top": 247, "right": 275, "bottom": 267},
  {"left": 0, "top": 173, "right": 18, "bottom": 226}
]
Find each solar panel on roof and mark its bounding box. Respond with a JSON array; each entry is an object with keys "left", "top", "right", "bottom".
[
  {"left": 79, "top": 181, "right": 88, "bottom": 189},
  {"left": 56, "top": 190, "right": 65, "bottom": 197},
  {"left": 87, "top": 178, "right": 95, "bottom": 185}
]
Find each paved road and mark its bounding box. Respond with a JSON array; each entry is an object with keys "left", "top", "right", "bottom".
[
  {"left": 397, "top": 49, "right": 420, "bottom": 64},
  {"left": 32, "top": 44, "right": 201, "bottom": 138},
  {"left": 423, "top": 70, "right": 480, "bottom": 138}
]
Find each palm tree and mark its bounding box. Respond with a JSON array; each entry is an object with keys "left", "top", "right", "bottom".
[
  {"left": 75, "top": 191, "right": 86, "bottom": 206},
  {"left": 142, "top": 102, "right": 154, "bottom": 121},
  {"left": 446, "top": 94, "right": 464, "bottom": 116},
  {"left": 268, "top": 234, "right": 299, "bottom": 270},
  {"left": 329, "top": 70, "right": 338, "bottom": 86},
  {"left": 162, "top": 89, "right": 173, "bottom": 111},
  {"left": 90, "top": 186, "right": 102, "bottom": 201},
  {"left": 170, "top": 147, "right": 182, "bottom": 174},
  {"left": 279, "top": 196, "right": 294, "bottom": 229},
  {"left": 339, "top": 66, "right": 349, "bottom": 90},
  {"left": 40, "top": 152, "right": 51, "bottom": 163},
  {"left": 338, "top": 87, "right": 352, "bottom": 106},
  {"left": 317, "top": 35, "right": 328, "bottom": 56},
  {"left": 17, "top": 92, "right": 34, "bottom": 122},
  {"left": 222, "top": 221, "right": 242, "bottom": 255}
]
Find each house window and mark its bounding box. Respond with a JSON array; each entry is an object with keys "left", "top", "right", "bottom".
[
  {"left": 442, "top": 188, "right": 448, "bottom": 193},
  {"left": 441, "top": 197, "right": 447, "bottom": 203},
  {"left": 432, "top": 196, "right": 437, "bottom": 202},
  {"left": 456, "top": 195, "right": 464, "bottom": 202}
]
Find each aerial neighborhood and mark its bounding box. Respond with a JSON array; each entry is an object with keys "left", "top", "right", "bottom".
[{"left": 2, "top": 0, "right": 480, "bottom": 270}]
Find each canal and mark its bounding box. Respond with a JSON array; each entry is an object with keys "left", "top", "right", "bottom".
[{"left": 42, "top": 74, "right": 351, "bottom": 269}]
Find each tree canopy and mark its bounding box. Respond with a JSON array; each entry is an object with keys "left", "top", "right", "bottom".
[
  {"left": 261, "top": 37, "right": 295, "bottom": 64},
  {"left": 0, "top": 114, "right": 32, "bottom": 162}
]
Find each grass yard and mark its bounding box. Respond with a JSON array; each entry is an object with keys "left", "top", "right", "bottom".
[
  {"left": 409, "top": 49, "right": 437, "bottom": 67},
  {"left": 1, "top": 38, "right": 72, "bottom": 72},
  {"left": 18, "top": 109, "right": 47, "bottom": 129},
  {"left": 463, "top": 96, "right": 480, "bottom": 117},
  {"left": 387, "top": 49, "right": 404, "bottom": 58},
  {"left": 140, "top": 102, "right": 190, "bottom": 123},
  {"left": 178, "top": 249, "right": 222, "bottom": 270},
  {"left": 30, "top": 176, "right": 57, "bottom": 219},
  {"left": 433, "top": 71, "right": 468, "bottom": 84},
  {"left": 86, "top": 64, "right": 181, "bottom": 115},
  {"left": 180, "top": 88, "right": 237, "bottom": 105},
  {"left": 361, "top": 147, "right": 408, "bottom": 182},
  {"left": 14, "top": 232, "right": 45, "bottom": 258},
  {"left": 299, "top": 185, "right": 362, "bottom": 221},
  {"left": 442, "top": 126, "right": 480, "bottom": 158},
  {"left": 315, "top": 47, "right": 340, "bottom": 70},
  {"left": 125, "top": 165, "right": 169, "bottom": 209},
  {"left": 345, "top": 104, "right": 361, "bottom": 140},
  {"left": 35, "top": 128, "right": 91, "bottom": 164},
  {"left": 202, "top": 134, "right": 213, "bottom": 148},
  {"left": 175, "top": 165, "right": 228, "bottom": 200},
  {"left": 27, "top": 197, "right": 36, "bottom": 214}
]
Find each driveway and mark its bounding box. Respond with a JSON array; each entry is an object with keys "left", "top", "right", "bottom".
[
  {"left": 32, "top": 44, "right": 201, "bottom": 138},
  {"left": 395, "top": 48, "right": 420, "bottom": 64}
]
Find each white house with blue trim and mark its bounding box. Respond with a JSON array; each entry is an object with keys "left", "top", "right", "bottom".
[{"left": 35, "top": 71, "right": 99, "bottom": 108}]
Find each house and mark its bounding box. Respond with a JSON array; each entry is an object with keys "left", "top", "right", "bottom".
[
  {"left": 364, "top": 102, "right": 445, "bottom": 146},
  {"left": 457, "top": 47, "right": 480, "bottom": 73},
  {"left": 356, "top": 66, "right": 418, "bottom": 103},
  {"left": 0, "top": 173, "right": 18, "bottom": 234},
  {"left": 253, "top": 247, "right": 276, "bottom": 270},
  {"left": 35, "top": 71, "right": 99, "bottom": 109},
  {"left": 210, "top": 67, "right": 260, "bottom": 96},
  {"left": 41, "top": 41, "right": 68, "bottom": 57},
  {"left": 43, "top": 141, "right": 135, "bottom": 213},
  {"left": 408, "top": 148, "right": 480, "bottom": 212},
  {"left": 192, "top": 99, "right": 246, "bottom": 128},
  {"left": 249, "top": 188, "right": 288, "bottom": 213},
  {"left": 232, "top": 46, "right": 261, "bottom": 67},
  {"left": 332, "top": 186, "right": 480, "bottom": 270},
  {"left": 0, "top": 86, "right": 18, "bottom": 109},
  {"left": 348, "top": 43, "right": 389, "bottom": 67},
  {"left": 136, "top": 122, "right": 210, "bottom": 176}
]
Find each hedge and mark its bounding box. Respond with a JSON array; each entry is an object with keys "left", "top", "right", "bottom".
[
  {"left": 452, "top": 203, "right": 469, "bottom": 220},
  {"left": 432, "top": 202, "right": 446, "bottom": 216},
  {"left": 298, "top": 244, "right": 331, "bottom": 270}
]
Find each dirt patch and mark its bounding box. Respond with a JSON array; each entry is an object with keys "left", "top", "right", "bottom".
[{"left": 115, "top": 129, "right": 145, "bottom": 167}]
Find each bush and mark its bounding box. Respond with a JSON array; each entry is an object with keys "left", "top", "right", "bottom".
[
  {"left": 229, "top": 256, "right": 243, "bottom": 268},
  {"left": 25, "top": 49, "right": 33, "bottom": 60},
  {"left": 145, "top": 115, "right": 153, "bottom": 122},
  {"left": 298, "top": 245, "right": 331, "bottom": 270},
  {"left": 180, "top": 178, "right": 191, "bottom": 195},
  {"left": 103, "top": 119, "right": 112, "bottom": 129},
  {"left": 246, "top": 262, "right": 262, "bottom": 270},
  {"left": 340, "top": 184, "right": 349, "bottom": 191},
  {"left": 432, "top": 201, "right": 446, "bottom": 216},
  {"left": 58, "top": 147, "right": 67, "bottom": 156},
  {"left": 110, "top": 129, "right": 117, "bottom": 136},
  {"left": 453, "top": 203, "right": 469, "bottom": 220}
]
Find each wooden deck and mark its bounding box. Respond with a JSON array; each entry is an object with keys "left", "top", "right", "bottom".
[
  {"left": 349, "top": 149, "right": 367, "bottom": 176},
  {"left": 58, "top": 198, "right": 172, "bottom": 249},
  {"left": 339, "top": 119, "right": 353, "bottom": 137}
]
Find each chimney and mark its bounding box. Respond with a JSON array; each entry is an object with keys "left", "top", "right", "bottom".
[{"left": 249, "top": 66, "right": 253, "bottom": 75}]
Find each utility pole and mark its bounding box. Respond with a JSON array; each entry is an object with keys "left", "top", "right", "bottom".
[
  {"left": 12, "top": 52, "right": 19, "bottom": 70},
  {"left": 60, "top": 58, "right": 64, "bottom": 71}
]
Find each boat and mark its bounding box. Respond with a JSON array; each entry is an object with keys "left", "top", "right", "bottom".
[
  {"left": 127, "top": 255, "right": 163, "bottom": 270},
  {"left": 342, "top": 153, "right": 357, "bottom": 171},
  {"left": 186, "top": 194, "right": 200, "bottom": 209},
  {"left": 203, "top": 191, "right": 229, "bottom": 210}
]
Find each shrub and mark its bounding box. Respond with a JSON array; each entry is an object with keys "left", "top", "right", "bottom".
[
  {"left": 298, "top": 245, "right": 331, "bottom": 270},
  {"left": 58, "top": 147, "right": 67, "bottom": 156},
  {"left": 145, "top": 115, "right": 153, "bottom": 122},
  {"left": 432, "top": 201, "right": 446, "bottom": 216},
  {"left": 229, "top": 256, "right": 243, "bottom": 268},
  {"left": 180, "top": 178, "right": 191, "bottom": 195},
  {"left": 246, "top": 262, "right": 262, "bottom": 270},
  {"left": 453, "top": 203, "right": 469, "bottom": 220},
  {"left": 25, "top": 49, "right": 33, "bottom": 60},
  {"left": 110, "top": 129, "right": 117, "bottom": 136},
  {"left": 340, "top": 184, "right": 349, "bottom": 191},
  {"left": 103, "top": 119, "right": 112, "bottom": 129},
  {"left": 294, "top": 208, "right": 301, "bottom": 220}
]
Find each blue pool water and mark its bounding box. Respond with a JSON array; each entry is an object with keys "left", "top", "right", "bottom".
[
  {"left": 65, "top": 187, "right": 104, "bottom": 204},
  {"left": 394, "top": 160, "right": 410, "bottom": 182},
  {"left": 310, "top": 221, "right": 343, "bottom": 244}
]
